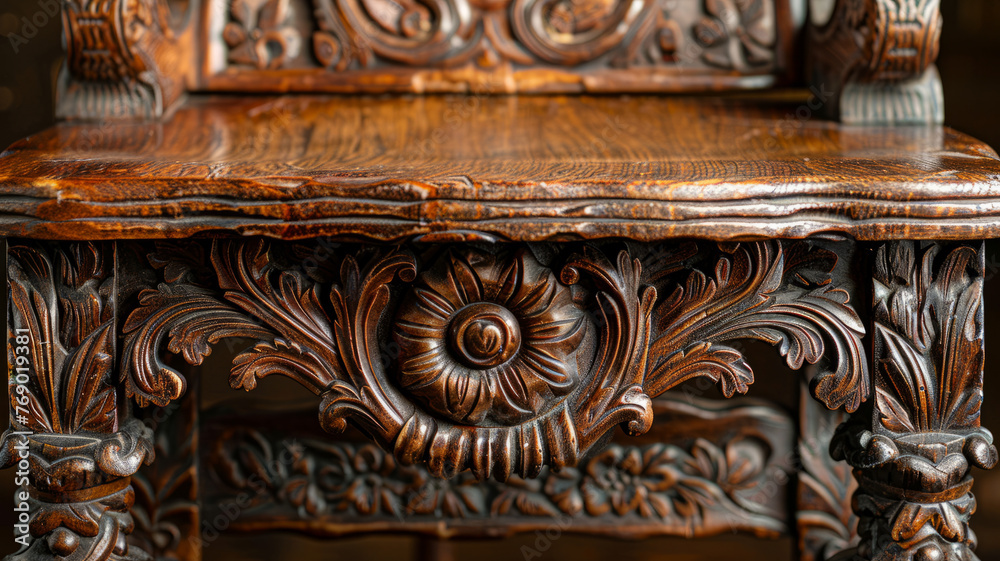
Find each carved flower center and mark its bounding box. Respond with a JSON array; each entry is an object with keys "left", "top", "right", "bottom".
[{"left": 448, "top": 303, "right": 521, "bottom": 368}]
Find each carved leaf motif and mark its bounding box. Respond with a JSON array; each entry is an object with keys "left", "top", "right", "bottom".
[
  {"left": 872, "top": 242, "right": 986, "bottom": 432},
  {"left": 7, "top": 243, "right": 117, "bottom": 434},
  {"left": 127, "top": 239, "right": 859, "bottom": 482},
  {"left": 562, "top": 247, "right": 656, "bottom": 439},
  {"left": 646, "top": 242, "right": 867, "bottom": 413},
  {"left": 656, "top": 341, "right": 752, "bottom": 398},
  {"left": 122, "top": 283, "right": 274, "bottom": 407},
  {"left": 207, "top": 419, "right": 787, "bottom": 535}
]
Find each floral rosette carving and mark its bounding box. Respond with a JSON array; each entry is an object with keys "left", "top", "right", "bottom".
[{"left": 394, "top": 250, "right": 588, "bottom": 426}]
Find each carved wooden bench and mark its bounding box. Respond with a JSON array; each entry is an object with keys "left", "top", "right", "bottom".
[{"left": 1, "top": 0, "right": 996, "bottom": 560}]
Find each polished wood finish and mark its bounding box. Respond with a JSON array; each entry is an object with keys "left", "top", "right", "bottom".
[
  {"left": 52, "top": 0, "right": 942, "bottom": 124},
  {"left": 833, "top": 241, "right": 998, "bottom": 561},
  {"left": 2, "top": 94, "right": 1000, "bottom": 242},
  {"left": 1, "top": 241, "right": 155, "bottom": 561},
  {"left": 3, "top": 0, "right": 998, "bottom": 559},
  {"left": 797, "top": 377, "right": 859, "bottom": 561},
  {"left": 58, "top": 0, "right": 196, "bottom": 119}
]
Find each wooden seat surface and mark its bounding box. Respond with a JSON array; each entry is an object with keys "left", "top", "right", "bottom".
[{"left": 2, "top": 93, "right": 999, "bottom": 242}]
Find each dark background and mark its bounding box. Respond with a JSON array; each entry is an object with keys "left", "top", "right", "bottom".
[{"left": 1, "top": 2, "right": 1000, "bottom": 560}]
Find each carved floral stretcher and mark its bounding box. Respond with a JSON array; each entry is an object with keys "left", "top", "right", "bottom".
[{"left": 0, "top": 0, "right": 997, "bottom": 560}]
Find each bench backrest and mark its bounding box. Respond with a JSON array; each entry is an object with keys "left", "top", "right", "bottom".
[{"left": 56, "top": 0, "right": 943, "bottom": 124}]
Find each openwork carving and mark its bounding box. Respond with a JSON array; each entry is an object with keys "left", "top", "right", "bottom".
[
  {"left": 834, "top": 242, "right": 998, "bottom": 561},
  {"left": 1, "top": 241, "right": 154, "bottom": 561},
  {"left": 203, "top": 396, "right": 793, "bottom": 538},
  {"left": 121, "top": 239, "right": 866, "bottom": 480},
  {"left": 645, "top": 241, "right": 867, "bottom": 412}
]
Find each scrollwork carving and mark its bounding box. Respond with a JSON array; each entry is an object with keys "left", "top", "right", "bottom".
[
  {"left": 309, "top": 0, "right": 480, "bottom": 69},
  {"left": 121, "top": 239, "right": 866, "bottom": 481},
  {"left": 645, "top": 241, "right": 868, "bottom": 413},
  {"left": 509, "top": 0, "right": 655, "bottom": 65},
  {"left": 59, "top": 0, "right": 193, "bottom": 119},
  {"left": 216, "top": 0, "right": 789, "bottom": 91},
  {"left": 808, "top": 0, "right": 943, "bottom": 123}
]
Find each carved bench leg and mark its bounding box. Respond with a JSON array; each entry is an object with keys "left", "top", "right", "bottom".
[
  {"left": 834, "top": 241, "right": 998, "bottom": 561},
  {"left": 2, "top": 241, "right": 154, "bottom": 561}
]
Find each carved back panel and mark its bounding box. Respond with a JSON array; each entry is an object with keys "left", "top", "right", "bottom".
[{"left": 198, "top": 0, "right": 803, "bottom": 94}]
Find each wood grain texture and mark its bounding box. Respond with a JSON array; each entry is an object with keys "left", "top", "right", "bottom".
[
  {"left": 201, "top": 0, "right": 799, "bottom": 94},
  {"left": 2, "top": 94, "right": 1000, "bottom": 242},
  {"left": 200, "top": 394, "right": 795, "bottom": 539}
]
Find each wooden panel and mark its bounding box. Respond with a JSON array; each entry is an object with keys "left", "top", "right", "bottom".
[
  {"left": 199, "top": 0, "right": 802, "bottom": 94},
  {"left": 116, "top": 238, "right": 865, "bottom": 482},
  {"left": 199, "top": 395, "right": 795, "bottom": 539},
  {"left": 1, "top": 94, "right": 999, "bottom": 242}
]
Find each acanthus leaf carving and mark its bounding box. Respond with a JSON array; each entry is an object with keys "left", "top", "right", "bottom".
[
  {"left": 122, "top": 239, "right": 867, "bottom": 482},
  {"left": 645, "top": 241, "right": 868, "bottom": 413},
  {"left": 3, "top": 241, "right": 155, "bottom": 561},
  {"left": 833, "top": 241, "right": 997, "bottom": 561},
  {"left": 871, "top": 243, "right": 986, "bottom": 435},
  {"left": 7, "top": 242, "right": 117, "bottom": 435}
]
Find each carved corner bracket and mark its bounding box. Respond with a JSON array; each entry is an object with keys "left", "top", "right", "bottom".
[
  {"left": 807, "top": 0, "right": 943, "bottom": 124},
  {"left": 58, "top": 0, "right": 195, "bottom": 120},
  {"left": 120, "top": 239, "right": 867, "bottom": 481},
  {"left": 833, "top": 241, "right": 997, "bottom": 561}
]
